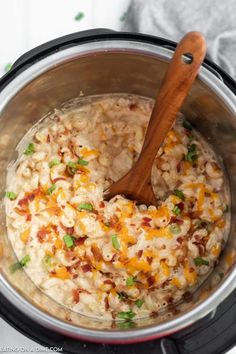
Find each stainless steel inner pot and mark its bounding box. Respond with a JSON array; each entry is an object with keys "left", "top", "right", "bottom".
[{"left": 0, "top": 30, "right": 236, "bottom": 343}]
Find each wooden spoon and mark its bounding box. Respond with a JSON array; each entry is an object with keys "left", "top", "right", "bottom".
[{"left": 104, "top": 32, "right": 206, "bottom": 206}]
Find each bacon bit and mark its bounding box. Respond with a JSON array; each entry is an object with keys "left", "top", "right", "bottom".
[
  {"left": 52, "top": 177, "right": 66, "bottom": 183},
  {"left": 170, "top": 216, "right": 183, "bottom": 225},
  {"left": 110, "top": 254, "right": 116, "bottom": 263},
  {"left": 104, "top": 296, "right": 110, "bottom": 310},
  {"left": 81, "top": 264, "right": 92, "bottom": 272},
  {"left": 150, "top": 311, "right": 159, "bottom": 318},
  {"left": 129, "top": 103, "right": 138, "bottom": 111},
  {"left": 104, "top": 279, "right": 116, "bottom": 288},
  {"left": 68, "top": 141, "right": 79, "bottom": 157},
  {"left": 147, "top": 276, "right": 155, "bottom": 287},
  {"left": 189, "top": 210, "right": 202, "bottom": 218},
  {"left": 176, "top": 161, "right": 181, "bottom": 173},
  {"left": 74, "top": 236, "right": 88, "bottom": 246},
  {"left": 72, "top": 288, "right": 80, "bottom": 303},
  {"left": 65, "top": 250, "right": 77, "bottom": 261},
  {"left": 47, "top": 134, "right": 51, "bottom": 143},
  {"left": 147, "top": 256, "right": 153, "bottom": 264},
  {"left": 115, "top": 222, "right": 122, "bottom": 232},
  {"left": 137, "top": 250, "right": 143, "bottom": 258},
  {"left": 51, "top": 225, "right": 58, "bottom": 233},
  {"left": 142, "top": 217, "right": 152, "bottom": 223},
  {"left": 91, "top": 244, "right": 103, "bottom": 261},
  {"left": 183, "top": 291, "right": 193, "bottom": 302},
  {"left": 37, "top": 227, "right": 49, "bottom": 243},
  {"left": 26, "top": 214, "right": 32, "bottom": 221},
  {"left": 73, "top": 274, "right": 79, "bottom": 279},
  {"left": 177, "top": 202, "right": 184, "bottom": 212},
  {"left": 99, "top": 201, "right": 105, "bottom": 208},
  {"left": 189, "top": 267, "right": 195, "bottom": 273},
  {"left": 14, "top": 207, "right": 27, "bottom": 215},
  {"left": 177, "top": 236, "right": 184, "bottom": 243},
  {"left": 109, "top": 215, "right": 119, "bottom": 228},
  {"left": 65, "top": 226, "right": 74, "bottom": 235},
  {"left": 67, "top": 261, "right": 81, "bottom": 272}
]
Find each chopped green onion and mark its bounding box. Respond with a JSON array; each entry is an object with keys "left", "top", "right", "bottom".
[
  {"left": 172, "top": 206, "right": 181, "bottom": 216},
  {"left": 24, "top": 143, "right": 35, "bottom": 156},
  {"left": 63, "top": 234, "right": 75, "bottom": 248},
  {"left": 194, "top": 257, "right": 209, "bottom": 266},
  {"left": 118, "top": 321, "right": 136, "bottom": 329},
  {"left": 196, "top": 219, "right": 211, "bottom": 230},
  {"left": 10, "top": 255, "right": 31, "bottom": 273},
  {"left": 5, "top": 191, "right": 17, "bottom": 200},
  {"left": 173, "top": 189, "right": 185, "bottom": 200},
  {"left": 185, "top": 144, "right": 198, "bottom": 163},
  {"left": 46, "top": 184, "right": 56, "bottom": 195},
  {"left": 183, "top": 119, "right": 192, "bottom": 131},
  {"left": 117, "top": 291, "right": 128, "bottom": 301},
  {"left": 77, "top": 158, "right": 88, "bottom": 166},
  {"left": 78, "top": 203, "right": 93, "bottom": 211},
  {"left": 74, "top": 12, "right": 85, "bottom": 21},
  {"left": 49, "top": 158, "right": 60, "bottom": 168},
  {"left": 169, "top": 224, "right": 181, "bottom": 234},
  {"left": 188, "top": 134, "right": 195, "bottom": 142},
  {"left": 135, "top": 299, "right": 144, "bottom": 308},
  {"left": 126, "top": 276, "right": 136, "bottom": 286},
  {"left": 67, "top": 161, "right": 78, "bottom": 175},
  {"left": 223, "top": 204, "right": 229, "bottom": 213},
  {"left": 111, "top": 234, "right": 120, "bottom": 250},
  {"left": 117, "top": 310, "right": 136, "bottom": 320},
  {"left": 4, "top": 63, "right": 12, "bottom": 72},
  {"left": 42, "top": 255, "right": 52, "bottom": 269}
]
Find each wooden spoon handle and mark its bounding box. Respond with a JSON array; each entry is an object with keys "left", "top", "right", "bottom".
[{"left": 136, "top": 31, "right": 207, "bottom": 175}]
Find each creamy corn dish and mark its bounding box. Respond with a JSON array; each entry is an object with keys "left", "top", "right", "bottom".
[{"left": 5, "top": 95, "right": 229, "bottom": 322}]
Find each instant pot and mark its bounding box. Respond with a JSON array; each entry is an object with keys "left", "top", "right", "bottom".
[{"left": 0, "top": 29, "right": 236, "bottom": 353}]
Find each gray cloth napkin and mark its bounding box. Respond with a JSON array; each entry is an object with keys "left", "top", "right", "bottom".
[{"left": 122, "top": 0, "right": 236, "bottom": 79}]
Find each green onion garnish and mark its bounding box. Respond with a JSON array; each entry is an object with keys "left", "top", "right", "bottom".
[
  {"left": 74, "top": 12, "right": 85, "bottom": 21},
  {"left": 46, "top": 184, "right": 56, "bottom": 195},
  {"left": 4, "top": 63, "right": 12, "bottom": 72},
  {"left": 185, "top": 144, "right": 198, "bottom": 163},
  {"left": 172, "top": 206, "right": 181, "bottom": 216},
  {"left": 42, "top": 255, "right": 52, "bottom": 269},
  {"left": 135, "top": 299, "right": 144, "bottom": 308},
  {"left": 169, "top": 224, "right": 181, "bottom": 234},
  {"left": 5, "top": 191, "right": 17, "bottom": 200},
  {"left": 63, "top": 234, "right": 75, "bottom": 248},
  {"left": 49, "top": 158, "right": 60, "bottom": 168},
  {"left": 24, "top": 143, "right": 35, "bottom": 156},
  {"left": 194, "top": 257, "right": 209, "bottom": 266},
  {"left": 67, "top": 161, "right": 78, "bottom": 176},
  {"left": 173, "top": 189, "right": 185, "bottom": 200},
  {"left": 111, "top": 234, "right": 120, "bottom": 250},
  {"left": 117, "top": 310, "right": 136, "bottom": 320},
  {"left": 118, "top": 321, "right": 136, "bottom": 329},
  {"left": 183, "top": 119, "right": 192, "bottom": 131},
  {"left": 188, "top": 134, "right": 195, "bottom": 142},
  {"left": 78, "top": 203, "right": 93, "bottom": 211},
  {"left": 223, "top": 204, "right": 229, "bottom": 213},
  {"left": 77, "top": 158, "right": 88, "bottom": 166},
  {"left": 126, "top": 276, "right": 136, "bottom": 286},
  {"left": 10, "top": 255, "right": 31, "bottom": 273}
]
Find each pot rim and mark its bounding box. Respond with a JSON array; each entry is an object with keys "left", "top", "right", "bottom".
[{"left": 0, "top": 37, "right": 236, "bottom": 342}]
